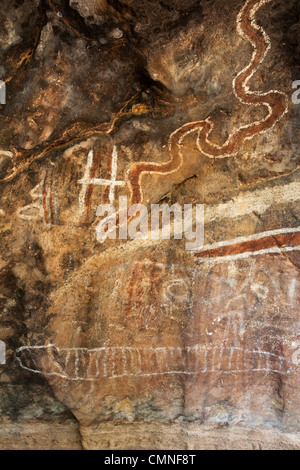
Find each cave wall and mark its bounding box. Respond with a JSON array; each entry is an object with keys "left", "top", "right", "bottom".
[{"left": 0, "top": 0, "right": 299, "bottom": 449}]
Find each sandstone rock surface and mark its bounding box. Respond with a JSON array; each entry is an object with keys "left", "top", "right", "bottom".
[{"left": 0, "top": 0, "right": 299, "bottom": 450}]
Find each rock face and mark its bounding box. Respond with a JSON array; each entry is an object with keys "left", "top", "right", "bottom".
[{"left": 0, "top": 0, "right": 299, "bottom": 450}]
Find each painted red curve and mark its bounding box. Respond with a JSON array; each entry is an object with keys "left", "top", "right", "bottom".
[{"left": 127, "top": 0, "right": 288, "bottom": 205}]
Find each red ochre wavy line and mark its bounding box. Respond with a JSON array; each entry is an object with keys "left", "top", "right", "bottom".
[
  {"left": 127, "top": 0, "right": 288, "bottom": 205},
  {"left": 195, "top": 231, "right": 300, "bottom": 260}
]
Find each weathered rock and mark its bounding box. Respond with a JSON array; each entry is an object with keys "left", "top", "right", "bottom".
[{"left": 0, "top": 0, "right": 299, "bottom": 450}]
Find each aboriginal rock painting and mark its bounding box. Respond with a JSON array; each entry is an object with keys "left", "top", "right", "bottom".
[
  {"left": 15, "top": 256, "right": 300, "bottom": 382},
  {"left": 127, "top": 0, "right": 288, "bottom": 205},
  {"left": 3, "top": 0, "right": 297, "bottom": 254},
  {"left": 1, "top": 0, "right": 290, "bottom": 217}
]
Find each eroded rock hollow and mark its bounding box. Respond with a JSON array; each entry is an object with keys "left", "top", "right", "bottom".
[{"left": 0, "top": 0, "right": 299, "bottom": 450}]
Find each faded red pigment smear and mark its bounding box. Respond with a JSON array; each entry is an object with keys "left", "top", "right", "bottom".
[
  {"left": 195, "top": 232, "right": 300, "bottom": 259},
  {"left": 125, "top": 258, "right": 161, "bottom": 324},
  {"left": 127, "top": 0, "right": 288, "bottom": 206}
]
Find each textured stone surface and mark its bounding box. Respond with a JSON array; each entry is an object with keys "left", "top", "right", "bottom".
[{"left": 0, "top": 0, "right": 299, "bottom": 450}]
